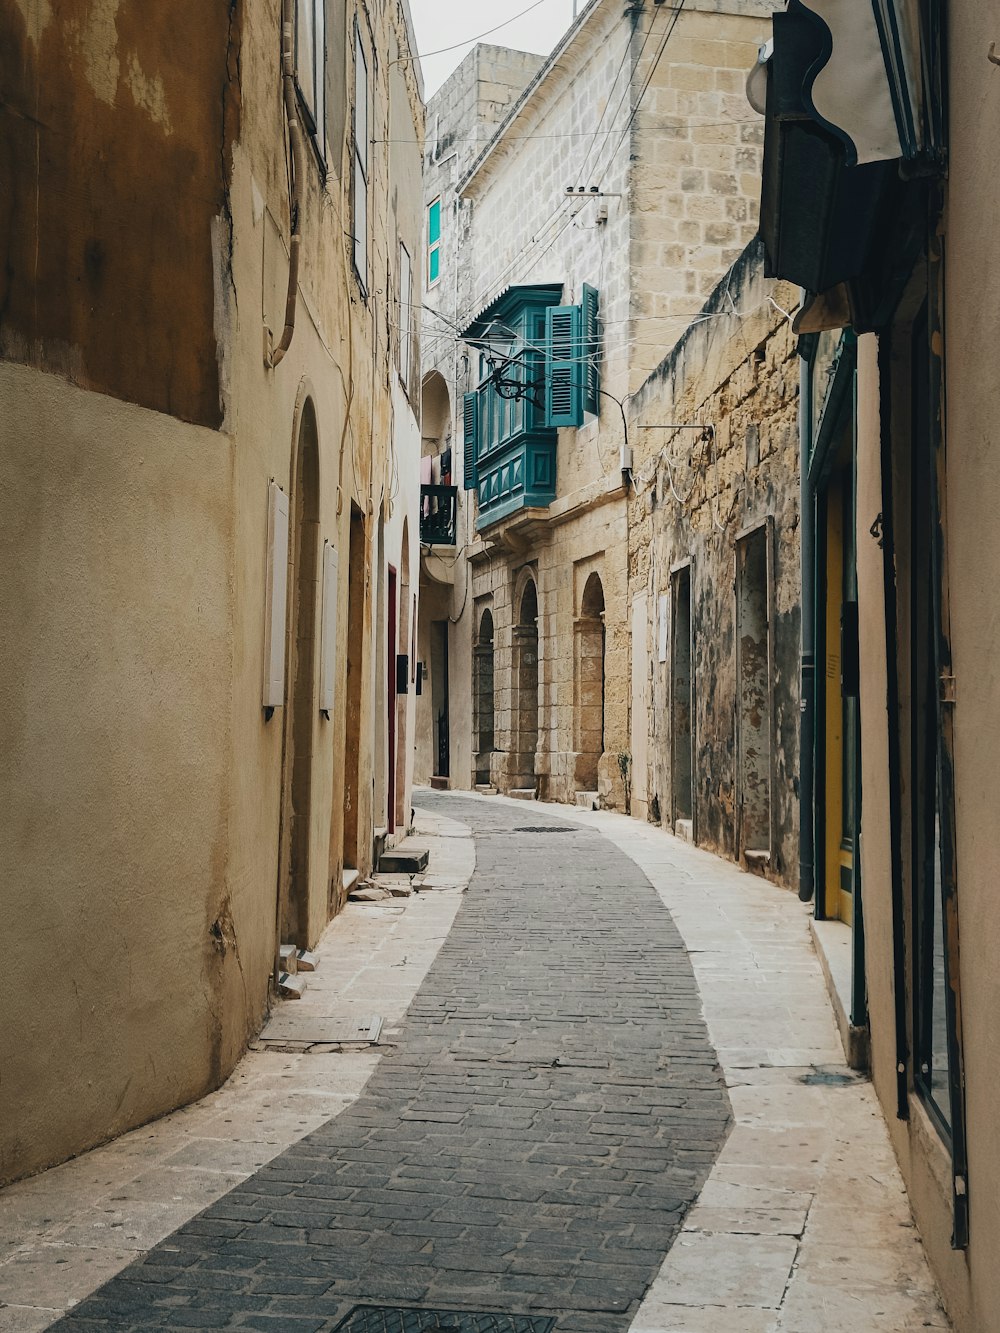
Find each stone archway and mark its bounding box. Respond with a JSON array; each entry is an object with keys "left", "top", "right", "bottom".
[
  {"left": 575, "top": 572, "right": 606, "bottom": 793},
  {"left": 474, "top": 608, "right": 495, "bottom": 785},
  {"left": 512, "top": 578, "right": 539, "bottom": 791}
]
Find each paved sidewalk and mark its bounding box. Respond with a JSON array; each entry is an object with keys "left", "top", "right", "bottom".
[{"left": 0, "top": 811, "right": 472, "bottom": 1332}]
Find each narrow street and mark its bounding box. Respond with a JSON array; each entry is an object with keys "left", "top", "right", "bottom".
[{"left": 2, "top": 794, "right": 946, "bottom": 1332}]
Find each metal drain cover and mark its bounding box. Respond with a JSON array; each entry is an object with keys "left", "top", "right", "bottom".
[
  {"left": 512, "top": 826, "right": 571, "bottom": 834},
  {"left": 333, "top": 1309, "right": 555, "bottom": 1333}
]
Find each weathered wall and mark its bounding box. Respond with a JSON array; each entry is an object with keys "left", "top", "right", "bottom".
[
  {"left": 0, "top": 0, "right": 423, "bottom": 1184},
  {"left": 627, "top": 242, "right": 800, "bottom": 885},
  {"left": 0, "top": 0, "right": 241, "bottom": 426},
  {"left": 0, "top": 363, "right": 235, "bottom": 1184}
]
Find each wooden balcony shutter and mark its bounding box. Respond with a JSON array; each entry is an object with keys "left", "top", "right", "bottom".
[
  {"left": 462, "top": 392, "right": 479, "bottom": 490},
  {"left": 582, "top": 284, "right": 600, "bottom": 417},
  {"left": 545, "top": 304, "right": 584, "bottom": 428}
]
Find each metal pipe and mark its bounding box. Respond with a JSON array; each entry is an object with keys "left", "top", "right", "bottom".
[
  {"left": 269, "top": 1, "right": 305, "bottom": 368},
  {"left": 798, "top": 320, "right": 816, "bottom": 903}
]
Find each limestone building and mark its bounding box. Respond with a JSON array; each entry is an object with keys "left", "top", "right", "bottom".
[
  {"left": 0, "top": 0, "right": 423, "bottom": 1183},
  {"left": 417, "top": 0, "right": 779, "bottom": 808},
  {"left": 754, "top": 2, "right": 1000, "bottom": 1324}
]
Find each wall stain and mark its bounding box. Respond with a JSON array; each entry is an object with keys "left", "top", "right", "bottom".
[{"left": 0, "top": 0, "right": 242, "bottom": 427}]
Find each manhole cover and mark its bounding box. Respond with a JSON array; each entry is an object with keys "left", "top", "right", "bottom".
[
  {"left": 512, "top": 826, "right": 572, "bottom": 834},
  {"left": 333, "top": 1309, "right": 555, "bottom": 1333},
  {"left": 259, "top": 1011, "right": 383, "bottom": 1045}
]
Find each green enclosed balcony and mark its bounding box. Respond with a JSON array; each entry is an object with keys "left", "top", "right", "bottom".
[{"left": 460, "top": 283, "right": 599, "bottom": 531}]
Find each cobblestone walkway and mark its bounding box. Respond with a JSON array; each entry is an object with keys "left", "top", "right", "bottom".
[{"left": 53, "top": 794, "right": 729, "bottom": 1332}]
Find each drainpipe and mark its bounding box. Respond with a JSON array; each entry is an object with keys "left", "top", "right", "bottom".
[
  {"left": 798, "top": 309, "right": 815, "bottom": 903},
  {"left": 268, "top": 0, "right": 304, "bottom": 369}
]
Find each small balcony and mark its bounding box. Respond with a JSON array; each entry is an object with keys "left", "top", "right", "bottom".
[{"left": 420, "top": 484, "right": 458, "bottom": 546}]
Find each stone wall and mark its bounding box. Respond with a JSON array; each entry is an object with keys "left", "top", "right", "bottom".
[
  {"left": 628, "top": 0, "right": 780, "bottom": 391},
  {"left": 627, "top": 240, "right": 800, "bottom": 886}
]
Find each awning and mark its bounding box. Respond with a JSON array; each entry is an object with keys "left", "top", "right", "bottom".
[{"left": 748, "top": 0, "right": 944, "bottom": 330}]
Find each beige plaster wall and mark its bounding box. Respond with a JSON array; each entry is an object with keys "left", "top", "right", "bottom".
[
  {"left": 0, "top": 363, "right": 237, "bottom": 1183},
  {"left": 0, "top": 0, "right": 424, "bottom": 1185}
]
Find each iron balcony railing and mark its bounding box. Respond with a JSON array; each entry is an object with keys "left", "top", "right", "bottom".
[{"left": 420, "top": 484, "right": 458, "bottom": 546}]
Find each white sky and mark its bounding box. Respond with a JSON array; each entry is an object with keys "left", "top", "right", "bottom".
[{"left": 408, "top": 0, "right": 578, "bottom": 98}]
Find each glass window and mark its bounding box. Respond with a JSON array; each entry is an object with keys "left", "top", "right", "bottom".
[
  {"left": 910, "top": 299, "right": 954, "bottom": 1138},
  {"left": 352, "top": 22, "right": 368, "bottom": 289},
  {"left": 398, "top": 242, "right": 412, "bottom": 392},
  {"left": 427, "top": 199, "right": 442, "bottom": 286},
  {"left": 295, "top": 0, "right": 326, "bottom": 161}
]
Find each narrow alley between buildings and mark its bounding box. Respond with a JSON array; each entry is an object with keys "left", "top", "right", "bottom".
[{"left": 1, "top": 795, "right": 947, "bottom": 1332}]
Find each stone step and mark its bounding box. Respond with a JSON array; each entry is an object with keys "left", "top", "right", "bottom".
[
  {"left": 342, "top": 867, "right": 361, "bottom": 895},
  {"left": 296, "top": 948, "right": 320, "bottom": 972},
  {"left": 475, "top": 784, "right": 498, "bottom": 795},
  {"left": 430, "top": 775, "right": 450, "bottom": 790},
  {"left": 278, "top": 943, "right": 297, "bottom": 974},
  {"left": 378, "top": 847, "right": 429, "bottom": 874},
  {"left": 277, "top": 972, "right": 306, "bottom": 999},
  {"left": 674, "top": 818, "right": 693, "bottom": 843},
  {"left": 510, "top": 787, "right": 537, "bottom": 801},
  {"left": 575, "top": 790, "right": 599, "bottom": 810}
]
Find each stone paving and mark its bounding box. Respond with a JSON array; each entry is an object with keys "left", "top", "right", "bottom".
[
  {"left": 1, "top": 792, "right": 951, "bottom": 1332},
  {"left": 44, "top": 795, "right": 730, "bottom": 1332}
]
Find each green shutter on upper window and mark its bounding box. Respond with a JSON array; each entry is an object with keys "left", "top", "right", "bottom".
[
  {"left": 582, "top": 284, "right": 600, "bottom": 417},
  {"left": 462, "top": 392, "right": 479, "bottom": 490},
  {"left": 545, "top": 304, "right": 584, "bottom": 428}
]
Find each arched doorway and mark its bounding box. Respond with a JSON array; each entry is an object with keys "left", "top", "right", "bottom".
[
  {"left": 575, "top": 572, "right": 606, "bottom": 792},
  {"left": 512, "top": 577, "right": 539, "bottom": 791},
  {"left": 394, "top": 518, "right": 411, "bottom": 830},
  {"left": 280, "top": 398, "right": 320, "bottom": 948},
  {"left": 474, "top": 608, "right": 495, "bottom": 785},
  {"left": 342, "top": 504, "right": 366, "bottom": 870}
]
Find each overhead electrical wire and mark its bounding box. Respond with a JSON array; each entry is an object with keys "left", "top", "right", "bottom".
[
  {"left": 398, "top": 0, "right": 554, "bottom": 64},
  {"left": 453, "top": 1, "right": 691, "bottom": 329},
  {"left": 597, "top": 0, "right": 689, "bottom": 184}
]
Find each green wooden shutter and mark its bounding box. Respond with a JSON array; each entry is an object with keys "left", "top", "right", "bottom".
[
  {"left": 545, "top": 304, "right": 584, "bottom": 428},
  {"left": 462, "top": 392, "right": 479, "bottom": 490},
  {"left": 582, "top": 284, "right": 600, "bottom": 417}
]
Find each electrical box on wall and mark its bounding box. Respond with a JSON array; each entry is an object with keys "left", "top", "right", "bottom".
[
  {"left": 320, "top": 541, "right": 339, "bottom": 715},
  {"left": 262, "top": 480, "right": 290, "bottom": 710}
]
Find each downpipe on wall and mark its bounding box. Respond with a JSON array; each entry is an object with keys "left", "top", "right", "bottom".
[{"left": 798, "top": 311, "right": 815, "bottom": 903}]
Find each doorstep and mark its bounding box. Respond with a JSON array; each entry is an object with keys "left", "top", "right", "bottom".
[{"left": 810, "top": 916, "right": 870, "bottom": 1071}]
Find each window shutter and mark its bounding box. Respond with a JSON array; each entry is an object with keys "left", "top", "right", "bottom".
[
  {"left": 545, "top": 304, "right": 584, "bottom": 428},
  {"left": 582, "top": 284, "right": 600, "bottom": 417},
  {"left": 462, "top": 392, "right": 479, "bottom": 490}
]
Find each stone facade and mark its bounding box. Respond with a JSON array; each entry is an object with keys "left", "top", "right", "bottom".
[
  {"left": 626, "top": 241, "right": 801, "bottom": 885},
  {"left": 417, "top": 0, "right": 779, "bottom": 812},
  {"left": 0, "top": 0, "right": 423, "bottom": 1184}
]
